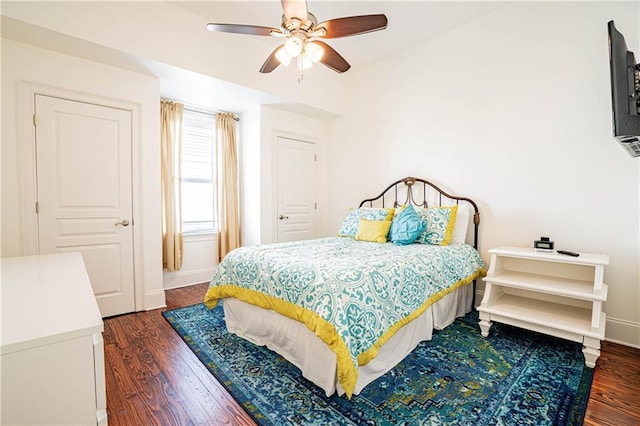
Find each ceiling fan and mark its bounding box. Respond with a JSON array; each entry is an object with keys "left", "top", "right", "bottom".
[{"left": 206, "top": 0, "right": 388, "bottom": 74}]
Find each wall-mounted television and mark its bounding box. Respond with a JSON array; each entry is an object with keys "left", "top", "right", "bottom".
[{"left": 608, "top": 20, "right": 640, "bottom": 157}]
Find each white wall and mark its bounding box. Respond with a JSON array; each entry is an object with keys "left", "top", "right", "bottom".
[
  {"left": 239, "top": 105, "right": 263, "bottom": 247},
  {"left": 163, "top": 233, "right": 217, "bottom": 290},
  {"left": 1, "top": 39, "right": 166, "bottom": 310},
  {"left": 326, "top": 2, "right": 640, "bottom": 346}
]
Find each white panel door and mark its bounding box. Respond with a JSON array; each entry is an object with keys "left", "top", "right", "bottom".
[
  {"left": 276, "top": 137, "right": 317, "bottom": 242},
  {"left": 35, "top": 94, "right": 135, "bottom": 317}
]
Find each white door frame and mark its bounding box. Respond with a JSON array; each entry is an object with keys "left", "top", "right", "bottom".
[{"left": 18, "top": 81, "right": 145, "bottom": 311}]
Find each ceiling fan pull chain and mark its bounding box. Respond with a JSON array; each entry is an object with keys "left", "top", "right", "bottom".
[{"left": 296, "top": 55, "right": 304, "bottom": 83}]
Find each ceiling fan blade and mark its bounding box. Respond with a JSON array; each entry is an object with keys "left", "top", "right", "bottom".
[
  {"left": 281, "top": 0, "right": 308, "bottom": 21},
  {"left": 259, "top": 47, "right": 282, "bottom": 73},
  {"left": 206, "top": 23, "right": 278, "bottom": 36},
  {"left": 315, "top": 41, "right": 350, "bottom": 73},
  {"left": 317, "top": 14, "right": 388, "bottom": 38}
]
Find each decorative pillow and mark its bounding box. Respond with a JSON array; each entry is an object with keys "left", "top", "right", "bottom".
[
  {"left": 388, "top": 204, "right": 426, "bottom": 245},
  {"left": 449, "top": 204, "right": 470, "bottom": 245},
  {"left": 415, "top": 205, "right": 458, "bottom": 245},
  {"left": 355, "top": 219, "right": 392, "bottom": 243},
  {"left": 337, "top": 207, "right": 395, "bottom": 238}
]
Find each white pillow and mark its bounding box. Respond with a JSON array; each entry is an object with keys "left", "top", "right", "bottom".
[{"left": 449, "top": 203, "right": 470, "bottom": 244}]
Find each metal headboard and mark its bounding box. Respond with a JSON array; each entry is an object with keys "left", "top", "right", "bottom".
[{"left": 359, "top": 176, "right": 481, "bottom": 307}]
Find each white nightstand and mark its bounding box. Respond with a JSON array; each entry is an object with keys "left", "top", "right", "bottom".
[{"left": 477, "top": 246, "right": 609, "bottom": 368}]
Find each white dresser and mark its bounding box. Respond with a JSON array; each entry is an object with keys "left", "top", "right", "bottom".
[{"left": 1, "top": 252, "right": 107, "bottom": 425}]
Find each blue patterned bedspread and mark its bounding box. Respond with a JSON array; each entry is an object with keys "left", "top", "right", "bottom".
[{"left": 204, "top": 237, "right": 486, "bottom": 397}]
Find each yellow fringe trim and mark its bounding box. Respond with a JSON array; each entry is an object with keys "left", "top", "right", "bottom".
[
  {"left": 440, "top": 204, "right": 458, "bottom": 246},
  {"left": 203, "top": 266, "right": 487, "bottom": 398}
]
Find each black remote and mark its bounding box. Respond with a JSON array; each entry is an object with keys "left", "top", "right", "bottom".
[{"left": 557, "top": 250, "right": 580, "bottom": 257}]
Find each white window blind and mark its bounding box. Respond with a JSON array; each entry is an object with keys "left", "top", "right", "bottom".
[{"left": 181, "top": 109, "right": 216, "bottom": 234}]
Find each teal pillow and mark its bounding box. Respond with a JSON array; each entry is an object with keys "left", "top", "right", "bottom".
[{"left": 389, "top": 205, "right": 426, "bottom": 245}]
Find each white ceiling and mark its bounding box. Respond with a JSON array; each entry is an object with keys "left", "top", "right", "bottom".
[
  {"left": 171, "top": 1, "right": 507, "bottom": 71},
  {"left": 1, "top": 1, "right": 508, "bottom": 117}
]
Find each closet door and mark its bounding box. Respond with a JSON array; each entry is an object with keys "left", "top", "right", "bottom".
[
  {"left": 34, "top": 94, "right": 135, "bottom": 317},
  {"left": 276, "top": 136, "right": 317, "bottom": 242}
]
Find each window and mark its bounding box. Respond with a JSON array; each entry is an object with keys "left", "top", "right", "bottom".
[{"left": 181, "top": 109, "right": 216, "bottom": 234}]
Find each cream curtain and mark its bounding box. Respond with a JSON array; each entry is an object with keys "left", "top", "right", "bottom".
[
  {"left": 160, "top": 100, "right": 184, "bottom": 271},
  {"left": 216, "top": 112, "right": 240, "bottom": 260}
]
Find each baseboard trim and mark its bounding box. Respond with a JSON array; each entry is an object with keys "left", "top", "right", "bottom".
[
  {"left": 163, "top": 267, "right": 216, "bottom": 290},
  {"left": 604, "top": 316, "right": 640, "bottom": 349}
]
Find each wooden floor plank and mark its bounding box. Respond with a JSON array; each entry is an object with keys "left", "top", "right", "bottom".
[{"left": 104, "top": 283, "right": 640, "bottom": 425}]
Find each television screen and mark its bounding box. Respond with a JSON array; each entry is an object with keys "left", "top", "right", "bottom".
[{"left": 608, "top": 20, "right": 640, "bottom": 157}]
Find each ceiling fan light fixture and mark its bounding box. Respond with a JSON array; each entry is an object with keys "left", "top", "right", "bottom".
[
  {"left": 304, "top": 42, "right": 324, "bottom": 63},
  {"left": 275, "top": 46, "right": 292, "bottom": 66},
  {"left": 284, "top": 35, "right": 304, "bottom": 56}
]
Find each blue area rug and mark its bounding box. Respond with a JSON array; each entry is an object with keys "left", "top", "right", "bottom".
[{"left": 163, "top": 303, "right": 593, "bottom": 425}]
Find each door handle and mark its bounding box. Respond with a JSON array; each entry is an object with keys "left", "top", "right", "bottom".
[
  {"left": 279, "top": 215, "right": 289, "bottom": 220},
  {"left": 115, "top": 219, "right": 130, "bottom": 227}
]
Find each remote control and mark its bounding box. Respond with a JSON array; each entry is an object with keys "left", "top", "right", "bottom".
[{"left": 557, "top": 250, "right": 580, "bottom": 257}]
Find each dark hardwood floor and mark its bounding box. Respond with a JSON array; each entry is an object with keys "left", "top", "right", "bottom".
[
  {"left": 104, "top": 283, "right": 640, "bottom": 425},
  {"left": 584, "top": 340, "right": 640, "bottom": 426},
  {"left": 104, "top": 283, "right": 255, "bottom": 425}
]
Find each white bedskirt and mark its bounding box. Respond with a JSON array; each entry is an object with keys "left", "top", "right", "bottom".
[{"left": 222, "top": 284, "right": 472, "bottom": 396}]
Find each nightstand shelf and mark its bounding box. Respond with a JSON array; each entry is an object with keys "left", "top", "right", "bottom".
[
  {"left": 487, "top": 271, "right": 608, "bottom": 301},
  {"left": 477, "top": 246, "right": 609, "bottom": 368}
]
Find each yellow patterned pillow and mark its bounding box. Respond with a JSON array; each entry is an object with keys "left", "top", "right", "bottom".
[
  {"left": 337, "top": 207, "right": 395, "bottom": 238},
  {"left": 415, "top": 205, "right": 458, "bottom": 246},
  {"left": 355, "top": 219, "right": 393, "bottom": 243}
]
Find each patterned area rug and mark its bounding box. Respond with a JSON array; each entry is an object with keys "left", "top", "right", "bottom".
[{"left": 163, "top": 303, "right": 593, "bottom": 425}]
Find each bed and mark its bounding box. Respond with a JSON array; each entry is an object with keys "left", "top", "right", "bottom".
[{"left": 204, "top": 177, "right": 486, "bottom": 398}]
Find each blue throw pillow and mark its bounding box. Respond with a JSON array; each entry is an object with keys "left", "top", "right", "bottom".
[{"left": 389, "top": 205, "right": 426, "bottom": 245}]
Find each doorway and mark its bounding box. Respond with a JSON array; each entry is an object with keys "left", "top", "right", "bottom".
[{"left": 33, "top": 94, "right": 136, "bottom": 317}]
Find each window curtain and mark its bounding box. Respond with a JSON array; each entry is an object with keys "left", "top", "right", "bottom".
[
  {"left": 216, "top": 112, "right": 240, "bottom": 260},
  {"left": 160, "top": 100, "right": 184, "bottom": 271}
]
